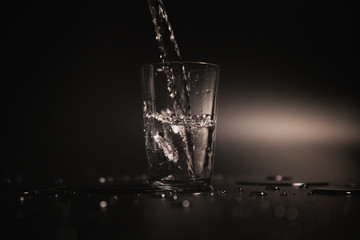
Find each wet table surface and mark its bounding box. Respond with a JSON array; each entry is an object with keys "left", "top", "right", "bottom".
[{"left": 2, "top": 174, "right": 360, "bottom": 240}]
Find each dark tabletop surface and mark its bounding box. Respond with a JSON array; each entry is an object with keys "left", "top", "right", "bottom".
[{"left": 2, "top": 174, "right": 360, "bottom": 240}]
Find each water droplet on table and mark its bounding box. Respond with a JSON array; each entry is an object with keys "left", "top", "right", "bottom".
[
  {"left": 312, "top": 187, "right": 360, "bottom": 195},
  {"left": 274, "top": 205, "right": 286, "bottom": 218},
  {"left": 281, "top": 192, "right": 288, "bottom": 197},
  {"left": 99, "top": 201, "right": 107, "bottom": 208},
  {"left": 182, "top": 199, "right": 190, "bottom": 208},
  {"left": 217, "top": 190, "right": 228, "bottom": 196},
  {"left": 234, "top": 187, "right": 244, "bottom": 192},
  {"left": 250, "top": 191, "right": 268, "bottom": 198},
  {"left": 265, "top": 186, "right": 280, "bottom": 191},
  {"left": 286, "top": 207, "right": 299, "bottom": 221}
]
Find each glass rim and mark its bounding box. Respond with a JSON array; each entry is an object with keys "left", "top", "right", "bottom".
[{"left": 142, "top": 61, "right": 220, "bottom": 70}]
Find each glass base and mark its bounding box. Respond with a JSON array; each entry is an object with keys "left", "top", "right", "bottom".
[{"left": 149, "top": 179, "right": 212, "bottom": 192}]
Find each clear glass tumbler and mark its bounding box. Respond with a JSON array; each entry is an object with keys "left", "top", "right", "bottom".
[{"left": 141, "top": 61, "right": 220, "bottom": 192}]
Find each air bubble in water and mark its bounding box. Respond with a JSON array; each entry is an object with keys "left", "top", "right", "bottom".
[
  {"left": 171, "top": 125, "right": 179, "bottom": 133},
  {"left": 153, "top": 133, "right": 178, "bottom": 162}
]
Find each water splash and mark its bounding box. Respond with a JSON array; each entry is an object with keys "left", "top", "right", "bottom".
[
  {"left": 147, "top": 0, "right": 190, "bottom": 117},
  {"left": 147, "top": 0, "right": 196, "bottom": 180}
]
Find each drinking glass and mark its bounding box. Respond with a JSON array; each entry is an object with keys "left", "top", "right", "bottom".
[{"left": 141, "top": 61, "right": 220, "bottom": 192}]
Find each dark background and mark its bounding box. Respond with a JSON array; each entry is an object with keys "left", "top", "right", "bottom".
[{"left": 2, "top": 0, "right": 359, "bottom": 183}]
